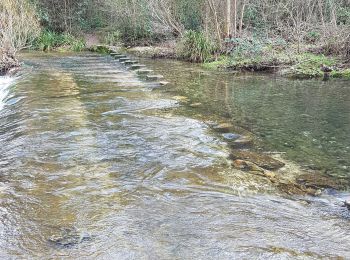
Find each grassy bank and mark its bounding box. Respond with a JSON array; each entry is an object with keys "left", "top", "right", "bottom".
[
  {"left": 197, "top": 37, "right": 349, "bottom": 79},
  {"left": 124, "top": 37, "right": 350, "bottom": 80}
]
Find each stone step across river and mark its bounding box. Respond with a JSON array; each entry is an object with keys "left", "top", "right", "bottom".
[
  {"left": 146, "top": 75, "right": 164, "bottom": 80},
  {"left": 130, "top": 64, "right": 146, "bottom": 70},
  {"left": 103, "top": 46, "right": 169, "bottom": 89},
  {"left": 136, "top": 69, "right": 153, "bottom": 75},
  {"left": 124, "top": 60, "right": 138, "bottom": 65},
  {"left": 119, "top": 57, "right": 130, "bottom": 62},
  {"left": 113, "top": 54, "right": 127, "bottom": 59}
]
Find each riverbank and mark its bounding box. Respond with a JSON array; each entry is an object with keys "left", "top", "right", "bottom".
[{"left": 125, "top": 43, "right": 350, "bottom": 80}]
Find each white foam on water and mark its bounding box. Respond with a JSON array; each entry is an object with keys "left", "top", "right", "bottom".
[{"left": 0, "top": 76, "right": 15, "bottom": 110}]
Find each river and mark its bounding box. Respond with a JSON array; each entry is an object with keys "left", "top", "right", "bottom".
[{"left": 0, "top": 52, "right": 349, "bottom": 259}]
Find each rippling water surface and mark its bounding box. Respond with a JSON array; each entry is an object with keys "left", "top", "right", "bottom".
[{"left": 0, "top": 52, "right": 350, "bottom": 259}]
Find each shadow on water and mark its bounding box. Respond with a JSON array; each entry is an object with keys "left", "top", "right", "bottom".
[{"left": 0, "top": 52, "right": 349, "bottom": 259}]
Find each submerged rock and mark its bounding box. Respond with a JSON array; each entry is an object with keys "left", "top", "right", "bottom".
[
  {"left": 277, "top": 180, "right": 320, "bottom": 196},
  {"left": 232, "top": 159, "right": 263, "bottom": 172},
  {"left": 230, "top": 150, "right": 285, "bottom": 170},
  {"left": 228, "top": 135, "right": 253, "bottom": 149},
  {"left": 232, "top": 159, "right": 276, "bottom": 179},
  {"left": 48, "top": 227, "right": 92, "bottom": 248},
  {"left": 213, "top": 123, "right": 234, "bottom": 133},
  {"left": 296, "top": 173, "right": 345, "bottom": 190}
]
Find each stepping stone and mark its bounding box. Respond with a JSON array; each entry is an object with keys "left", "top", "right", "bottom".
[
  {"left": 110, "top": 52, "right": 121, "bottom": 56},
  {"left": 130, "top": 64, "right": 146, "bottom": 70},
  {"left": 159, "top": 81, "right": 170, "bottom": 86},
  {"left": 119, "top": 57, "right": 130, "bottom": 62},
  {"left": 124, "top": 60, "right": 138, "bottom": 65},
  {"left": 136, "top": 69, "right": 153, "bottom": 74},
  {"left": 114, "top": 54, "right": 127, "bottom": 59},
  {"left": 146, "top": 75, "right": 164, "bottom": 80}
]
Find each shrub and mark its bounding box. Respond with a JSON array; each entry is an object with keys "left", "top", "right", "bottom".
[
  {"left": 33, "top": 31, "right": 86, "bottom": 51},
  {"left": 0, "top": 0, "right": 40, "bottom": 52},
  {"left": 177, "top": 30, "right": 216, "bottom": 63},
  {"left": 227, "top": 38, "right": 264, "bottom": 59}
]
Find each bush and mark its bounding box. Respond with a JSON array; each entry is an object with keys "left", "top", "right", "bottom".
[
  {"left": 33, "top": 31, "right": 86, "bottom": 51},
  {"left": 227, "top": 38, "right": 264, "bottom": 59},
  {"left": 177, "top": 30, "right": 216, "bottom": 63}
]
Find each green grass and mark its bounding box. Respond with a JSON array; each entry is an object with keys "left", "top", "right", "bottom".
[
  {"left": 331, "top": 68, "right": 350, "bottom": 79},
  {"left": 282, "top": 53, "right": 336, "bottom": 78},
  {"left": 202, "top": 56, "right": 228, "bottom": 69}
]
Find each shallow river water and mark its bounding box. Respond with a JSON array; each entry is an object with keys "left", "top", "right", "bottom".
[{"left": 0, "top": 52, "right": 350, "bottom": 259}]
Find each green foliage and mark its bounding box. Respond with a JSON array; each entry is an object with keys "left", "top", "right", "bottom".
[
  {"left": 227, "top": 38, "right": 265, "bottom": 59},
  {"left": 177, "top": 30, "right": 216, "bottom": 63},
  {"left": 33, "top": 30, "right": 86, "bottom": 51},
  {"left": 104, "top": 31, "right": 121, "bottom": 46}
]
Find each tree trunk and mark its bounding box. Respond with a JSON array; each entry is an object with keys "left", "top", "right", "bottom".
[
  {"left": 239, "top": 0, "right": 246, "bottom": 37},
  {"left": 233, "top": 0, "right": 237, "bottom": 37},
  {"left": 226, "top": 0, "right": 231, "bottom": 37}
]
